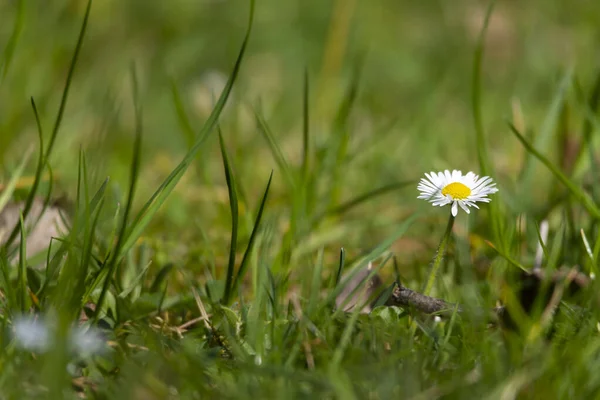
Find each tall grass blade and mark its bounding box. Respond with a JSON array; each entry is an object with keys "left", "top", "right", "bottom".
[
  {"left": 119, "top": 0, "right": 256, "bottom": 257},
  {"left": 220, "top": 130, "right": 239, "bottom": 304},
  {"left": 508, "top": 122, "right": 600, "bottom": 219},
  {"left": 39, "top": 178, "right": 108, "bottom": 297},
  {"left": 580, "top": 228, "right": 596, "bottom": 275},
  {"left": 302, "top": 68, "right": 310, "bottom": 182},
  {"left": 307, "top": 248, "right": 324, "bottom": 316},
  {"left": 471, "top": 0, "right": 496, "bottom": 176},
  {"left": 579, "top": 69, "right": 600, "bottom": 202},
  {"left": 3, "top": 0, "right": 93, "bottom": 249},
  {"left": 334, "top": 247, "right": 346, "bottom": 288},
  {"left": 0, "top": 250, "right": 14, "bottom": 312},
  {"left": 18, "top": 213, "right": 27, "bottom": 314},
  {"left": 231, "top": 171, "right": 273, "bottom": 302},
  {"left": 521, "top": 69, "right": 573, "bottom": 187}
]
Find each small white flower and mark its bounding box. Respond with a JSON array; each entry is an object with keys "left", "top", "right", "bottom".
[
  {"left": 12, "top": 316, "right": 106, "bottom": 356},
  {"left": 417, "top": 170, "right": 498, "bottom": 217},
  {"left": 13, "top": 317, "right": 51, "bottom": 352},
  {"left": 71, "top": 326, "right": 106, "bottom": 357}
]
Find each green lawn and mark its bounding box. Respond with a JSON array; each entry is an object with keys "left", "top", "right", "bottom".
[{"left": 1, "top": 0, "right": 600, "bottom": 398}]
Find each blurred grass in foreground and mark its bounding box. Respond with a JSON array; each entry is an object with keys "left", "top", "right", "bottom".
[{"left": 1, "top": 0, "right": 600, "bottom": 398}]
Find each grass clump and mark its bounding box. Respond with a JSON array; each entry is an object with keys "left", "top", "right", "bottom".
[{"left": 1, "top": 0, "right": 600, "bottom": 399}]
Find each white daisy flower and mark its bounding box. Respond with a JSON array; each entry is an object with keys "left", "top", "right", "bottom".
[{"left": 417, "top": 170, "right": 498, "bottom": 217}]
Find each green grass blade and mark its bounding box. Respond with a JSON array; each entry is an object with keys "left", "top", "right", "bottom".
[
  {"left": 331, "top": 311, "right": 361, "bottom": 366},
  {"left": 220, "top": 130, "right": 239, "bottom": 304},
  {"left": 94, "top": 65, "right": 143, "bottom": 322},
  {"left": 546, "top": 220, "right": 565, "bottom": 271},
  {"left": 0, "top": 250, "right": 14, "bottom": 313},
  {"left": 301, "top": 68, "right": 310, "bottom": 182},
  {"left": 118, "top": 259, "right": 152, "bottom": 299},
  {"left": 471, "top": 0, "right": 496, "bottom": 176},
  {"left": 508, "top": 122, "right": 600, "bottom": 219},
  {"left": 38, "top": 178, "right": 108, "bottom": 298},
  {"left": 3, "top": 0, "right": 92, "bottom": 249},
  {"left": 334, "top": 247, "right": 346, "bottom": 288},
  {"left": 326, "top": 65, "right": 360, "bottom": 208},
  {"left": 18, "top": 213, "right": 27, "bottom": 314},
  {"left": 580, "top": 228, "right": 596, "bottom": 275},
  {"left": 484, "top": 239, "right": 528, "bottom": 272},
  {"left": 231, "top": 171, "right": 273, "bottom": 302},
  {"left": 150, "top": 263, "right": 174, "bottom": 294},
  {"left": 74, "top": 196, "right": 104, "bottom": 312},
  {"left": 533, "top": 221, "right": 549, "bottom": 266},
  {"left": 255, "top": 111, "right": 296, "bottom": 188},
  {"left": 119, "top": 0, "right": 256, "bottom": 258},
  {"left": 307, "top": 247, "right": 324, "bottom": 316},
  {"left": 521, "top": 69, "right": 573, "bottom": 187},
  {"left": 578, "top": 69, "right": 600, "bottom": 201},
  {"left": 0, "top": 0, "right": 25, "bottom": 84},
  {"left": 592, "top": 229, "right": 600, "bottom": 269}
]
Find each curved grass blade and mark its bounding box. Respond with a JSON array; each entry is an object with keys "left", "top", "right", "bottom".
[
  {"left": 18, "top": 213, "right": 27, "bottom": 313},
  {"left": 119, "top": 0, "right": 256, "bottom": 258},
  {"left": 3, "top": 0, "right": 93, "bottom": 249},
  {"left": 220, "top": 130, "right": 239, "bottom": 304},
  {"left": 508, "top": 122, "right": 600, "bottom": 219},
  {"left": 230, "top": 171, "right": 273, "bottom": 302},
  {"left": 0, "top": 250, "right": 14, "bottom": 313}
]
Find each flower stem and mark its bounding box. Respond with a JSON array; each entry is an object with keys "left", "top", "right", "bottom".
[{"left": 423, "top": 214, "right": 455, "bottom": 296}]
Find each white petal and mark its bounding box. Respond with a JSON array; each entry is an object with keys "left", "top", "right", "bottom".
[
  {"left": 444, "top": 170, "right": 452, "bottom": 182},
  {"left": 451, "top": 202, "right": 458, "bottom": 216},
  {"left": 458, "top": 201, "right": 470, "bottom": 214}
]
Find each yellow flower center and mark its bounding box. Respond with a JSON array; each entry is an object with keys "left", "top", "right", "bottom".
[{"left": 441, "top": 182, "right": 471, "bottom": 200}]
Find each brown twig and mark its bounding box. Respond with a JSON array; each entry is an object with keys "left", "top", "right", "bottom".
[
  {"left": 386, "top": 266, "right": 591, "bottom": 321},
  {"left": 388, "top": 284, "right": 463, "bottom": 315}
]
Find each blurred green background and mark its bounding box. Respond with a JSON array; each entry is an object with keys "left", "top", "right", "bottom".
[{"left": 1, "top": 0, "right": 600, "bottom": 274}]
